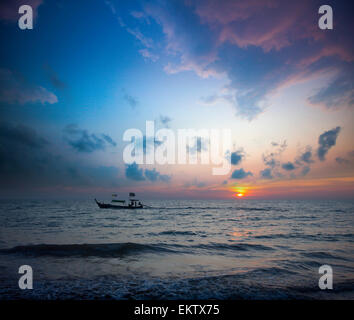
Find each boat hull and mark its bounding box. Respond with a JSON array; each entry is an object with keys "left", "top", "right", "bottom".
[{"left": 95, "top": 199, "right": 144, "bottom": 209}]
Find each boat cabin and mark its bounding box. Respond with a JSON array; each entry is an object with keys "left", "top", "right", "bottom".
[{"left": 129, "top": 199, "right": 142, "bottom": 207}]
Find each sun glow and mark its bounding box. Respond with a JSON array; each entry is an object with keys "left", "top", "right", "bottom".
[{"left": 230, "top": 185, "right": 249, "bottom": 198}]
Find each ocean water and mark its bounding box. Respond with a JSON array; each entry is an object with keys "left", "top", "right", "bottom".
[{"left": 0, "top": 199, "right": 353, "bottom": 299}]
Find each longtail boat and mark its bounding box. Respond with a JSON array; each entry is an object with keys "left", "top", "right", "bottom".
[{"left": 95, "top": 193, "right": 144, "bottom": 209}]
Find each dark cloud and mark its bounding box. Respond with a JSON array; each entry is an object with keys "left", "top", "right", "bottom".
[
  {"left": 335, "top": 157, "right": 349, "bottom": 164},
  {"left": 144, "top": 168, "right": 158, "bottom": 181},
  {"left": 263, "top": 141, "right": 287, "bottom": 167},
  {"left": 308, "top": 68, "right": 354, "bottom": 110},
  {"left": 0, "top": 122, "right": 49, "bottom": 181},
  {"left": 0, "top": 121, "right": 48, "bottom": 149},
  {"left": 317, "top": 126, "right": 341, "bottom": 161},
  {"left": 336, "top": 150, "right": 354, "bottom": 164},
  {"left": 297, "top": 147, "right": 314, "bottom": 164},
  {"left": 292, "top": 146, "right": 314, "bottom": 177},
  {"left": 0, "top": 68, "right": 57, "bottom": 105},
  {"left": 145, "top": 168, "right": 171, "bottom": 182},
  {"left": 260, "top": 168, "right": 273, "bottom": 179},
  {"left": 0, "top": 122, "right": 121, "bottom": 191},
  {"left": 43, "top": 64, "right": 67, "bottom": 90},
  {"left": 125, "top": 162, "right": 145, "bottom": 181},
  {"left": 259, "top": 140, "right": 287, "bottom": 179},
  {"left": 124, "top": 162, "right": 171, "bottom": 183},
  {"left": 282, "top": 162, "right": 295, "bottom": 171},
  {"left": 301, "top": 166, "right": 310, "bottom": 176},
  {"left": 63, "top": 124, "right": 116, "bottom": 153},
  {"left": 231, "top": 168, "right": 252, "bottom": 179},
  {"left": 263, "top": 156, "right": 277, "bottom": 168},
  {"left": 230, "top": 150, "right": 244, "bottom": 165}
]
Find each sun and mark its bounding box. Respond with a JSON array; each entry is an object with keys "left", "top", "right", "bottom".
[{"left": 230, "top": 186, "right": 248, "bottom": 198}]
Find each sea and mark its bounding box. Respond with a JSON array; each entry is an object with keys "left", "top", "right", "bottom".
[{"left": 0, "top": 199, "right": 353, "bottom": 299}]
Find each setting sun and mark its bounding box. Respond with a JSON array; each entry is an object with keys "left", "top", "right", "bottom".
[{"left": 236, "top": 193, "right": 244, "bottom": 197}]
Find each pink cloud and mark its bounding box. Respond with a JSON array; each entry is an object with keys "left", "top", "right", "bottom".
[
  {"left": 115, "top": 0, "right": 353, "bottom": 117},
  {"left": 195, "top": 0, "right": 318, "bottom": 52},
  {"left": 0, "top": 68, "right": 58, "bottom": 105}
]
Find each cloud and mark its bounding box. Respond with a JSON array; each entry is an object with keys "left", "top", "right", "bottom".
[
  {"left": 259, "top": 140, "right": 287, "bottom": 178},
  {"left": 0, "top": 122, "right": 121, "bottom": 191},
  {"left": 308, "top": 67, "right": 354, "bottom": 110},
  {"left": 144, "top": 168, "right": 171, "bottom": 182},
  {"left": 106, "top": 1, "right": 158, "bottom": 60},
  {"left": 297, "top": 146, "right": 314, "bottom": 164},
  {"left": 262, "top": 141, "right": 286, "bottom": 168},
  {"left": 231, "top": 168, "right": 252, "bottom": 179},
  {"left": 335, "top": 157, "right": 349, "bottom": 165},
  {"left": 126, "top": 164, "right": 170, "bottom": 183},
  {"left": 184, "top": 179, "right": 207, "bottom": 188},
  {"left": 0, "top": 0, "right": 43, "bottom": 22},
  {"left": 0, "top": 121, "right": 48, "bottom": 149},
  {"left": 292, "top": 146, "right": 314, "bottom": 176},
  {"left": 187, "top": 136, "right": 209, "bottom": 154},
  {"left": 230, "top": 150, "right": 244, "bottom": 165},
  {"left": 126, "top": 27, "right": 154, "bottom": 48},
  {"left": 134, "top": 135, "right": 164, "bottom": 155},
  {"left": 144, "top": 168, "right": 159, "bottom": 181},
  {"left": 0, "top": 68, "right": 58, "bottom": 105},
  {"left": 63, "top": 124, "right": 116, "bottom": 153},
  {"left": 125, "top": 162, "right": 145, "bottom": 181},
  {"left": 260, "top": 168, "right": 273, "bottom": 179},
  {"left": 159, "top": 115, "right": 172, "bottom": 128},
  {"left": 336, "top": 150, "right": 354, "bottom": 164},
  {"left": 301, "top": 166, "right": 310, "bottom": 176},
  {"left": 122, "top": 90, "right": 139, "bottom": 109},
  {"left": 111, "top": 0, "right": 354, "bottom": 119},
  {"left": 282, "top": 162, "right": 295, "bottom": 171},
  {"left": 139, "top": 49, "right": 159, "bottom": 62},
  {"left": 317, "top": 126, "right": 341, "bottom": 161},
  {"left": 43, "top": 64, "right": 67, "bottom": 90}
]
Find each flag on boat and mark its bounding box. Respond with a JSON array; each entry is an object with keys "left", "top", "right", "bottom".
[{"left": 129, "top": 192, "right": 135, "bottom": 197}]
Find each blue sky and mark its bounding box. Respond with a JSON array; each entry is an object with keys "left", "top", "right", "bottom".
[{"left": 0, "top": 0, "right": 353, "bottom": 199}]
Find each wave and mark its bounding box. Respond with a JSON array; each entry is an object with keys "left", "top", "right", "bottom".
[
  {"left": 159, "top": 230, "right": 197, "bottom": 236},
  {"left": 2, "top": 270, "right": 352, "bottom": 300},
  {"left": 300, "top": 251, "right": 349, "bottom": 261},
  {"left": 194, "top": 242, "right": 274, "bottom": 252},
  {"left": 152, "top": 206, "right": 288, "bottom": 212},
  {"left": 0, "top": 240, "right": 274, "bottom": 258},
  {"left": 0, "top": 242, "right": 175, "bottom": 258}
]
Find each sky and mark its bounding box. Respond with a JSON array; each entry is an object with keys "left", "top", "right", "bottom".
[{"left": 0, "top": 0, "right": 353, "bottom": 199}]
